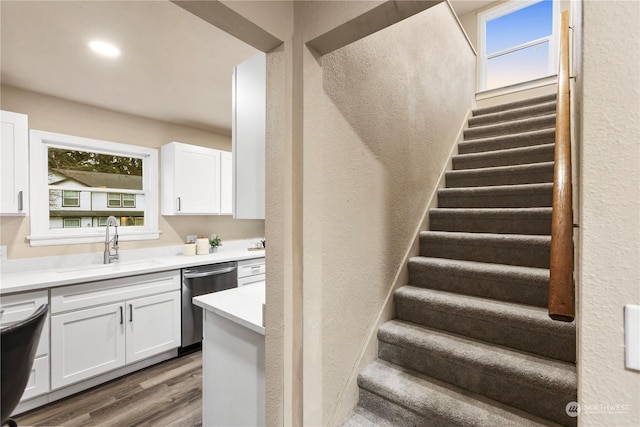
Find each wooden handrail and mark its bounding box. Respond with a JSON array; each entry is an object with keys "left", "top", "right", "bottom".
[{"left": 549, "top": 10, "right": 574, "bottom": 322}]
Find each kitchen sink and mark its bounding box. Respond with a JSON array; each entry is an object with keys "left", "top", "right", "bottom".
[{"left": 57, "top": 260, "right": 163, "bottom": 274}]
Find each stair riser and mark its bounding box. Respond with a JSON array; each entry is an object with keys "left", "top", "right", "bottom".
[
  {"left": 378, "top": 342, "right": 576, "bottom": 426},
  {"left": 408, "top": 260, "right": 548, "bottom": 307},
  {"left": 459, "top": 130, "right": 555, "bottom": 154},
  {"left": 358, "top": 389, "right": 447, "bottom": 427},
  {"left": 394, "top": 295, "right": 576, "bottom": 362},
  {"left": 429, "top": 212, "right": 551, "bottom": 235},
  {"left": 437, "top": 189, "right": 553, "bottom": 208},
  {"left": 464, "top": 116, "right": 556, "bottom": 140},
  {"left": 420, "top": 235, "right": 550, "bottom": 268},
  {"left": 445, "top": 166, "right": 554, "bottom": 188},
  {"left": 453, "top": 145, "right": 555, "bottom": 170},
  {"left": 473, "top": 94, "right": 557, "bottom": 117},
  {"left": 468, "top": 103, "right": 556, "bottom": 128}
]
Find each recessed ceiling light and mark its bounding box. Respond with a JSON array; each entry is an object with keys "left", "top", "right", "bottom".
[{"left": 89, "top": 40, "right": 121, "bottom": 58}]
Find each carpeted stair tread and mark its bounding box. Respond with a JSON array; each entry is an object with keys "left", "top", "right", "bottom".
[
  {"left": 408, "top": 256, "right": 549, "bottom": 307},
  {"left": 429, "top": 207, "right": 551, "bottom": 235},
  {"left": 459, "top": 128, "right": 556, "bottom": 154},
  {"left": 394, "top": 286, "right": 575, "bottom": 362},
  {"left": 358, "top": 359, "right": 561, "bottom": 427},
  {"left": 472, "top": 93, "right": 557, "bottom": 117},
  {"left": 453, "top": 143, "right": 555, "bottom": 170},
  {"left": 339, "top": 407, "right": 398, "bottom": 427},
  {"left": 437, "top": 183, "right": 553, "bottom": 208},
  {"left": 464, "top": 114, "right": 556, "bottom": 140},
  {"left": 377, "top": 321, "right": 576, "bottom": 425},
  {"left": 468, "top": 101, "right": 557, "bottom": 128},
  {"left": 445, "top": 161, "right": 554, "bottom": 188},
  {"left": 420, "top": 231, "right": 550, "bottom": 268}
]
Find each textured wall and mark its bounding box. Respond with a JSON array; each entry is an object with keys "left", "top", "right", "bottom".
[
  {"left": 297, "top": 2, "right": 476, "bottom": 424},
  {"left": 578, "top": 1, "right": 640, "bottom": 425},
  {"left": 0, "top": 85, "right": 265, "bottom": 259}
]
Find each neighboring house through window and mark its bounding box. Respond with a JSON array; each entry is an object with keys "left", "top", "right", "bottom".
[
  {"left": 29, "top": 130, "right": 159, "bottom": 246},
  {"left": 478, "top": 0, "right": 558, "bottom": 91}
]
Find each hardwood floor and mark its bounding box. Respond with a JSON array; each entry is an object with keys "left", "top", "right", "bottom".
[{"left": 15, "top": 351, "right": 202, "bottom": 427}]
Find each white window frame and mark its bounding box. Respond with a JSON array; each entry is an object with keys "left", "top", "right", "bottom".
[
  {"left": 29, "top": 130, "right": 160, "bottom": 246},
  {"left": 477, "top": 0, "right": 560, "bottom": 92}
]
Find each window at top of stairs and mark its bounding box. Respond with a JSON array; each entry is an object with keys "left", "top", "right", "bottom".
[{"left": 478, "top": 0, "right": 559, "bottom": 91}]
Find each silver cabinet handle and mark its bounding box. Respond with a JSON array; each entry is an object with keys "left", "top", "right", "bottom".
[
  {"left": 18, "top": 191, "right": 23, "bottom": 211},
  {"left": 129, "top": 304, "right": 133, "bottom": 322},
  {"left": 119, "top": 306, "right": 123, "bottom": 325},
  {"left": 176, "top": 197, "right": 181, "bottom": 212}
]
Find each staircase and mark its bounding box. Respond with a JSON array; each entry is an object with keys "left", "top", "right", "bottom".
[{"left": 342, "top": 94, "right": 577, "bottom": 427}]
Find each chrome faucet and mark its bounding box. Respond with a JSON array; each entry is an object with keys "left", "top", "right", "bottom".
[{"left": 104, "top": 216, "right": 119, "bottom": 264}]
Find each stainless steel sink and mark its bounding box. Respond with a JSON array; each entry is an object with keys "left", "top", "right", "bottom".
[{"left": 57, "top": 260, "right": 162, "bottom": 274}]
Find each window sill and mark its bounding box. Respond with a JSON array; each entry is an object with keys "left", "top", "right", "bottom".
[
  {"left": 27, "top": 229, "right": 161, "bottom": 247},
  {"left": 476, "top": 75, "right": 558, "bottom": 101}
]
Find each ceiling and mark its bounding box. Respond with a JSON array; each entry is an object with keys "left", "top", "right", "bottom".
[
  {"left": 0, "top": 1, "right": 259, "bottom": 135},
  {"left": 1, "top": 1, "right": 492, "bottom": 135}
]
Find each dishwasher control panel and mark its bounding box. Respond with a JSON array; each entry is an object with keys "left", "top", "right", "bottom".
[{"left": 237, "top": 257, "right": 265, "bottom": 287}]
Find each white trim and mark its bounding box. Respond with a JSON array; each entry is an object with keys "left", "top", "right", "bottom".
[
  {"left": 28, "top": 130, "right": 160, "bottom": 246},
  {"left": 445, "top": 0, "right": 477, "bottom": 56},
  {"left": 477, "top": 0, "right": 559, "bottom": 91}
]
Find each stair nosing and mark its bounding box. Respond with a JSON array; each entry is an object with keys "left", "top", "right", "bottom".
[
  {"left": 378, "top": 320, "right": 576, "bottom": 392},
  {"left": 394, "top": 286, "right": 573, "bottom": 339},
  {"left": 468, "top": 102, "right": 557, "bottom": 128},
  {"left": 446, "top": 161, "right": 554, "bottom": 177},
  {"left": 358, "top": 359, "right": 560, "bottom": 427},
  {"left": 453, "top": 143, "right": 555, "bottom": 161},
  {"left": 472, "top": 94, "right": 557, "bottom": 116},
  {"left": 464, "top": 113, "right": 556, "bottom": 135}
]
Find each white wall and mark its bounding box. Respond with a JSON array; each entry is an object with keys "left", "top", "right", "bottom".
[{"left": 578, "top": 1, "right": 640, "bottom": 425}]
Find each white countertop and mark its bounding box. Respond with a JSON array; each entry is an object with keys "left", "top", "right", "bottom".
[
  {"left": 193, "top": 282, "right": 265, "bottom": 335},
  {"left": 0, "top": 247, "right": 265, "bottom": 295}
]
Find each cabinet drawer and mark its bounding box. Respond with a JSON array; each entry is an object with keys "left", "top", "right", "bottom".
[
  {"left": 20, "top": 355, "right": 49, "bottom": 401},
  {"left": 1, "top": 290, "right": 49, "bottom": 357},
  {"left": 51, "top": 270, "right": 180, "bottom": 314},
  {"left": 237, "top": 258, "right": 265, "bottom": 278}
]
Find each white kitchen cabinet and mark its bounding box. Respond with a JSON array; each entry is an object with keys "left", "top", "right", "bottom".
[
  {"left": 232, "top": 52, "right": 266, "bottom": 220},
  {"left": 125, "top": 291, "right": 180, "bottom": 363},
  {"left": 220, "top": 151, "right": 233, "bottom": 215},
  {"left": 0, "top": 290, "right": 49, "bottom": 401},
  {"left": 1, "top": 110, "right": 29, "bottom": 215},
  {"left": 51, "top": 302, "right": 125, "bottom": 389},
  {"left": 161, "top": 142, "right": 232, "bottom": 215},
  {"left": 50, "top": 270, "right": 181, "bottom": 389}
]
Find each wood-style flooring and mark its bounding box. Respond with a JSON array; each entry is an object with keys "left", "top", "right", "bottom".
[{"left": 15, "top": 351, "right": 202, "bottom": 427}]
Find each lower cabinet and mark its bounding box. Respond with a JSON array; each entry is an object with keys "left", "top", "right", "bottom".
[
  {"left": 50, "top": 270, "right": 181, "bottom": 390},
  {"left": 0, "top": 290, "right": 50, "bottom": 401}
]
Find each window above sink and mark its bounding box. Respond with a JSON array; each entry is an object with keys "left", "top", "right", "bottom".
[{"left": 28, "top": 130, "right": 160, "bottom": 246}]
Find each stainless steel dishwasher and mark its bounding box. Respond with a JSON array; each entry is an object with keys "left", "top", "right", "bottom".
[{"left": 181, "top": 261, "right": 237, "bottom": 349}]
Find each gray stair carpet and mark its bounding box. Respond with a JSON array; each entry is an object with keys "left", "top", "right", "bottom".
[{"left": 340, "top": 94, "right": 577, "bottom": 427}]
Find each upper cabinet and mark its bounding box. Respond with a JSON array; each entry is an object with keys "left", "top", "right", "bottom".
[
  {"left": 161, "top": 142, "right": 231, "bottom": 216},
  {"left": 233, "top": 53, "right": 266, "bottom": 220},
  {"left": 1, "top": 110, "right": 29, "bottom": 215}
]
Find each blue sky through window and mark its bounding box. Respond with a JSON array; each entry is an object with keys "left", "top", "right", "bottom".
[
  {"left": 486, "top": 0, "right": 553, "bottom": 55},
  {"left": 484, "top": 0, "right": 554, "bottom": 89}
]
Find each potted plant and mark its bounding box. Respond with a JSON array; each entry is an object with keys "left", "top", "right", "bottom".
[{"left": 209, "top": 234, "right": 222, "bottom": 253}]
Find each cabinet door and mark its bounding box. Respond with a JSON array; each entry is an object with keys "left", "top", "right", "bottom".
[
  {"left": 0, "top": 110, "right": 29, "bottom": 215},
  {"left": 232, "top": 53, "right": 265, "bottom": 220},
  {"left": 51, "top": 303, "right": 125, "bottom": 389},
  {"left": 162, "top": 142, "right": 220, "bottom": 215},
  {"left": 125, "top": 291, "right": 180, "bottom": 364},
  {"left": 220, "top": 151, "right": 233, "bottom": 215}
]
